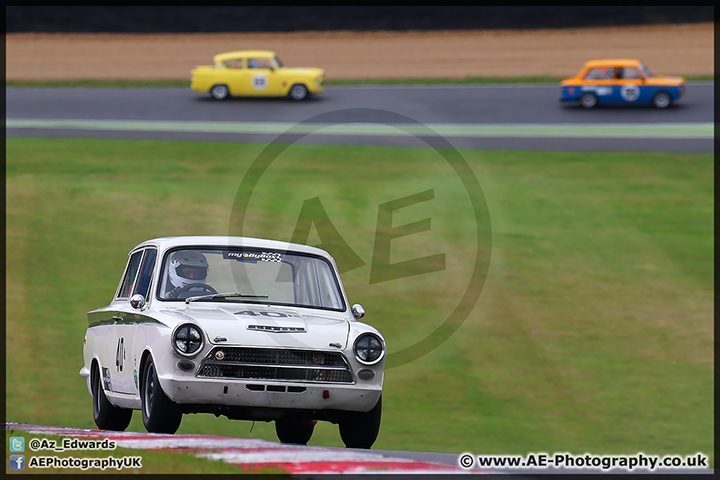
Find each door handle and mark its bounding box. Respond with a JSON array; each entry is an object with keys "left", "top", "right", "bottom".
[{"left": 112, "top": 315, "right": 123, "bottom": 323}]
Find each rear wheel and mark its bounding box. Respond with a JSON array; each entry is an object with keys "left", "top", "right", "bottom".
[
  {"left": 275, "top": 418, "right": 317, "bottom": 445},
  {"left": 141, "top": 356, "right": 182, "bottom": 434},
  {"left": 210, "top": 84, "right": 229, "bottom": 100},
  {"left": 91, "top": 363, "right": 132, "bottom": 431},
  {"left": 579, "top": 92, "right": 598, "bottom": 109},
  {"left": 652, "top": 91, "right": 672, "bottom": 108},
  {"left": 339, "top": 395, "right": 382, "bottom": 448}
]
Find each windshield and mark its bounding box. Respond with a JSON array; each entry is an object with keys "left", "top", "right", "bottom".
[
  {"left": 157, "top": 247, "right": 345, "bottom": 310},
  {"left": 639, "top": 64, "right": 653, "bottom": 78}
]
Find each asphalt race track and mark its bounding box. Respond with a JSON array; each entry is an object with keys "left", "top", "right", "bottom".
[
  {"left": 5, "top": 82, "right": 714, "bottom": 153},
  {"left": 5, "top": 83, "right": 714, "bottom": 474}
]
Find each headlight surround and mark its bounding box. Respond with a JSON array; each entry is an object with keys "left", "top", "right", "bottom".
[
  {"left": 353, "top": 333, "right": 385, "bottom": 365},
  {"left": 172, "top": 323, "right": 204, "bottom": 357}
]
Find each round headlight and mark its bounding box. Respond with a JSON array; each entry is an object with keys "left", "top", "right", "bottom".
[
  {"left": 172, "top": 323, "right": 204, "bottom": 357},
  {"left": 353, "top": 333, "right": 384, "bottom": 365}
]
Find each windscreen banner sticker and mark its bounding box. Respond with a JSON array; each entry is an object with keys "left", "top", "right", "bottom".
[{"left": 227, "top": 251, "right": 283, "bottom": 262}]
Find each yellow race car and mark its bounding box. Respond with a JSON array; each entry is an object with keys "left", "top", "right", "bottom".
[{"left": 190, "top": 50, "right": 324, "bottom": 101}]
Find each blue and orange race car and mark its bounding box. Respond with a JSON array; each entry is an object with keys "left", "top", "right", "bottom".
[{"left": 560, "top": 59, "right": 685, "bottom": 108}]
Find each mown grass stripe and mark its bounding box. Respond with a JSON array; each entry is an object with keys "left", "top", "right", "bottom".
[{"left": 6, "top": 119, "right": 713, "bottom": 139}]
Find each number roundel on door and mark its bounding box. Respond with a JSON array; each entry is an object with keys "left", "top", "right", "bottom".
[{"left": 252, "top": 74, "right": 268, "bottom": 91}]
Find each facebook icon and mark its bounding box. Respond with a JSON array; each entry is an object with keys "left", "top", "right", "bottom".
[{"left": 9, "top": 455, "right": 25, "bottom": 470}]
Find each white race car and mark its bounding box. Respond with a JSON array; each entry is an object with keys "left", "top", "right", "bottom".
[{"left": 80, "top": 236, "right": 385, "bottom": 448}]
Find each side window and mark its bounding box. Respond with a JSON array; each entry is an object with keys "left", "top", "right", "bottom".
[
  {"left": 118, "top": 251, "right": 143, "bottom": 299},
  {"left": 584, "top": 67, "right": 613, "bottom": 80},
  {"left": 623, "top": 68, "right": 643, "bottom": 80},
  {"left": 223, "top": 59, "right": 243, "bottom": 69},
  {"left": 132, "top": 249, "right": 158, "bottom": 299},
  {"left": 248, "top": 58, "right": 272, "bottom": 69}
]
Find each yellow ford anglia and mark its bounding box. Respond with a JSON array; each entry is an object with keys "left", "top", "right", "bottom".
[{"left": 190, "top": 50, "right": 324, "bottom": 100}]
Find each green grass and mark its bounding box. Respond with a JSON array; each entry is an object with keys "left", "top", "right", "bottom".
[
  {"left": 5, "top": 138, "right": 713, "bottom": 471},
  {"left": 5, "top": 74, "right": 714, "bottom": 88}
]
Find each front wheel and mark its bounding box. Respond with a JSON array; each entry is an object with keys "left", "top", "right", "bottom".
[
  {"left": 91, "top": 363, "right": 132, "bottom": 431},
  {"left": 141, "top": 356, "right": 182, "bottom": 434},
  {"left": 652, "top": 91, "right": 672, "bottom": 108},
  {"left": 288, "top": 84, "right": 308, "bottom": 101},
  {"left": 275, "top": 418, "right": 317, "bottom": 445},
  {"left": 338, "top": 395, "right": 382, "bottom": 449}
]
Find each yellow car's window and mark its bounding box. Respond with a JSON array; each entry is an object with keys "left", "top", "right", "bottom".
[
  {"left": 223, "top": 59, "right": 243, "bottom": 69},
  {"left": 248, "top": 58, "right": 273, "bottom": 69}
]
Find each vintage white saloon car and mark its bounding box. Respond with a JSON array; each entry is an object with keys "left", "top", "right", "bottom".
[{"left": 80, "top": 236, "right": 385, "bottom": 448}]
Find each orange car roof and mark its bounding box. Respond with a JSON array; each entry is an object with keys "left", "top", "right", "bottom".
[{"left": 582, "top": 59, "right": 643, "bottom": 68}]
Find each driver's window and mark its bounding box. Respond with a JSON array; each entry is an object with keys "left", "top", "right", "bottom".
[
  {"left": 118, "top": 251, "right": 143, "bottom": 299},
  {"left": 132, "top": 249, "right": 157, "bottom": 299},
  {"left": 622, "top": 68, "right": 643, "bottom": 80},
  {"left": 248, "top": 58, "right": 272, "bottom": 69}
]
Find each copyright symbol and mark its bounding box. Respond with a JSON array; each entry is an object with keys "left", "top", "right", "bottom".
[
  {"left": 29, "top": 438, "right": 41, "bottom": 450},
  {"left": 459, "top": 453, "right": 475, "bottom": 469}
]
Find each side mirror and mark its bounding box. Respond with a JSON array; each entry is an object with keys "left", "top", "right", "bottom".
[
  {"left": 351, "top": 304, "right": 365, "bottom": 320},
  {"left": 130, "top": 294, "right": 146, "bottom": 310}
]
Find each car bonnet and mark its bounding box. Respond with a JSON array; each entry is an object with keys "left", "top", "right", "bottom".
[{"left": 161, "top": 304, "right": 350, "bottom": 350}]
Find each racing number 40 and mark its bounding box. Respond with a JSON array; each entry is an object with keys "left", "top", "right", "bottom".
[{"left": 116, "top": 337, "right": 125, "bottom": 372}]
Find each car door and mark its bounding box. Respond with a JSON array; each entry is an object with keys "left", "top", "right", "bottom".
[
  {"left": 615, "top": 66, "right": 646, "bottom": 104},
  {"left": 98, "top": 249, "right": 143, "bottom": 395},
  {"left": 113, "top": 247, "right": 157, "bottom": 394},
  {"left": 243, "top": 57, "right": 281, "bottom": 96}
]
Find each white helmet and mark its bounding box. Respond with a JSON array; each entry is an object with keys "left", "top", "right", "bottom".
[{"left": 169, "top": 250, "right": 208, "bottom": 288}]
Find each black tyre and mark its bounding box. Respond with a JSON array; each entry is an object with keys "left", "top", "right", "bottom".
[
  {"left": 275, "top": 418, "right": 317, "bottom": 445},
  {"left": 652, "top": 90, "right": 672, "bottom": 108},
  {"left": 91, "top": 362, "right": 132, "bottom": 431},
  {"left": 339, "top": 395, "right": 382, "bottom": 449},
  {"left": 579, "top": 92, "right": 598, "bottom": 109},
  {"left": 210, "top": 84, "right": 229, "bottom": 100},
  {"left": 288, "top": 84, "right": 308, "bottom": 101},
  {"left": 141, "top": 356, "right": 182, "bottom": 434}
]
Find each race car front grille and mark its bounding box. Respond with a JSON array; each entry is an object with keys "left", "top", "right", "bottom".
[{"left": 198, "top": 347, "right": 354, "bottom": 384}]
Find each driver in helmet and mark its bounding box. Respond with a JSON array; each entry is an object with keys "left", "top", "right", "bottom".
[{"left": 166, "top": 250, "right": 209, "bottom": 298}]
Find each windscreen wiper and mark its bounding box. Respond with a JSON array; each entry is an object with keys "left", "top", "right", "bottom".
[{"left": 185, "top": 292, "right": 269, "bottom": 304}]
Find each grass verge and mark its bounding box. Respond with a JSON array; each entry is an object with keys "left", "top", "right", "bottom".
[{"left": 5, "top": 137, "right": 713, "bottom": 469}]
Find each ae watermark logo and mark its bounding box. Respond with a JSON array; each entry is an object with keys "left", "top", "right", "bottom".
[{"left": 230, "top": 109, "right": 492, "bottom": 367}]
